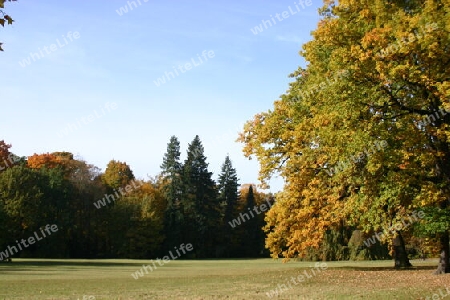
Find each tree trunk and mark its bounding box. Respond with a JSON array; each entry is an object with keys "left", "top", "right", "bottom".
[
  {"left": 435, "top": 230, "right": 450, "bottom": 274},
  {"left": 393, "top": 232, "right": 412, "bottom": 268}
]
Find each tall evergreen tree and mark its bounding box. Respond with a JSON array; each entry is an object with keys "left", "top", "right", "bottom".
[
  {"left": 241, "top": 185, "right": 261, "bottom": 257},
  {"left": 182, "top": 135, "right": 218, "bottom": 257},
  {"left": 160, "top": 136, "right": 184, "bottom": 250},
  {"left": 217, "top": 155, "right": 240, "bottom": 257}
]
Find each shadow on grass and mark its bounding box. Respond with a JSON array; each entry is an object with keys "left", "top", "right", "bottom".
[
  {"left": 0, "top": 258, "right": 264, "bottom": 268},
  {"left": 325, "top": 265, "right": 436, "bottom": 271},
  {"left": 0, "top": 259, "right": 437, "bottom": 273},
  {"left": 0, "top": 260, "right": 142, "bottom": 268}
]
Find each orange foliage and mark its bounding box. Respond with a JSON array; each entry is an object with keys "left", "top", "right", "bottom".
[
  {"left": 27, "top": 152, "right": 75, "bottom": 170},
  {"left": 27, "top": 153, "right": 60, "bottom": 169}
]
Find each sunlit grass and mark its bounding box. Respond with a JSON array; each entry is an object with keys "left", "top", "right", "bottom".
[{"left": 0, "top": 258, "right": 447, "bottom": 299}]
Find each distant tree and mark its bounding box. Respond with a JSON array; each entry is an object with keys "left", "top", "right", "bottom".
[
  {"left": 27, "top": 153, "right": 60, "bottom": 169},
  {"left": 0, "top": 140, "right": 21, "bottom": 172},
  {"left": 110, "top": 179, "right": 165, "bottom": 258},
  {"left": 0, "top": 200, "right": 9, "bottom": 258},
  {"left": 0, "top": 165, "right": 56, "bottom": 259},
  {"left": 62, "top": 158, "right": 104, "bottom": 258},
  {"left": 30, "top": 153, "right": 105, "bottom": 258},
  {"left": 160, "top": 136, "right": 184, "bottom": 250},
  {"left": 27, "top": 152, "right": 75, "bottom": 174},
  {"left": 35, "top": 166, "right": 74, "bottom": 257},
  {"left": 217, "top": 155, "right": 239, "bottom": 256},
  {"left": 182, "top": 135, "right": 219, "bottom": 257},
  {"left": 0, "top": 166, "right": 44, "bottom": 234},
  {"left": 3, "top": 152, "right": 101, "bottom": 259},
  {"left": 241, "top": 185, "right": 262, "bottom": 257},
  {"left": 102, "top": 160, "right": 134, "bottom": 191}
]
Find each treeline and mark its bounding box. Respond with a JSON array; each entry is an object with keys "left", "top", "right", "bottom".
[{"left": 0, "top": 136, "right": 273, "bottom": 259}]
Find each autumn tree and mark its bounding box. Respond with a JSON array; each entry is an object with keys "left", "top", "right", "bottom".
[
  {"left": 0, "top": 164, "right": 74, "bottom": 258},
  {"left": 240, "top": 0, "right": 450, "bottom": 272},
  {"left": 0, "top": 140, "right": 21, "bottom": 171},
  {"left": 109, "top": 179, "right": 165, "bottom": 258},
  {"left": 313, "top": 0, "right": 449, "bottom": 272},
  {"left": 102, "top": 160, "right": 135, "bottom": 191},
  {"left": 27, "top": 153, "right": 60, "bottom": 169},
  {"left": 62, "top": 157, "right": 104, "bottom": 258},
  {"left": 28, "top": 152, "right": 78, "bottom": 175},
  {"left": 0, "top": 145, "right": 171, "bottom": 259},
  {"left": 0, "top": 166, "right": 46, "bottom": 241}
]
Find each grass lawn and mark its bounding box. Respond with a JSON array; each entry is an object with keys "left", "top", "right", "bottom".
[{"left": 0, "top": 258, "right": 449, "bottom": 299}]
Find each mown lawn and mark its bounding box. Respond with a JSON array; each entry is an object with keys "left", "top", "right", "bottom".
[{"left": 0, "top": 258, "right": 448, "bottom": 299}]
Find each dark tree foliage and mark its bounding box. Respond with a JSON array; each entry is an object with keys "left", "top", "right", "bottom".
[
  {"left": 217, "top": 155, "right": 240, "bottom": 257},
  {"left": 182, "top": 135, "right": 219, "bottom": 258},
  {"left": 160, "top": 136, "right": 184, "bottom": 251}
]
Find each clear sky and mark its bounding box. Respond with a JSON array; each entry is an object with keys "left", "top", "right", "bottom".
[{"left": 1, "top": 0, "right": 323, "bottom": 192}]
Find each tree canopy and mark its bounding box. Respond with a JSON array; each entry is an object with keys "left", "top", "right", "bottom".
[{"left": 239, "top": 0, "right": 450, "bottom": 272}]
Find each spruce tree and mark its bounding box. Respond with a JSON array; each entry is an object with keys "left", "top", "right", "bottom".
[
  {"left": 182, "top": 135, "right": 218, "bottom": 257},
  {"left": 217, "top": 155, "right": 240, "bottom": 257},
  {"left": 160, "top": 136, "right": 184, "bottom": 250},
  {"left": 241, "top": 185, "right": 261, "bottom": 257}
]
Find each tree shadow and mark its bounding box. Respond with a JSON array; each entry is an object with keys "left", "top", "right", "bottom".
[{"left": 331, "top": 265, "right": 436, "bottom": 271}]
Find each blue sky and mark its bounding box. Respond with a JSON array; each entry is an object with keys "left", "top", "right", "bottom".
[{"left": 1, "top": 0, "right": 323, "bottom": 192}]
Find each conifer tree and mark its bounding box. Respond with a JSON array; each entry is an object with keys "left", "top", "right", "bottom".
[
  {"left": 160, "top": 136, "right": 184, "bottom": 250},
  {"left": 217, "top": 155, "right": 240, "bottom": 256},
  {"left": 241, "top": 185, "right": 262, "bottom": 257},
  {"left": 182, "top": 135, "right": 218, "bottom": 257}
]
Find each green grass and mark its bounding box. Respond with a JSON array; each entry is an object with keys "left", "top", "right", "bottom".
[{"left": 0, "top": 258, "right": 448, "bottom": 299}]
